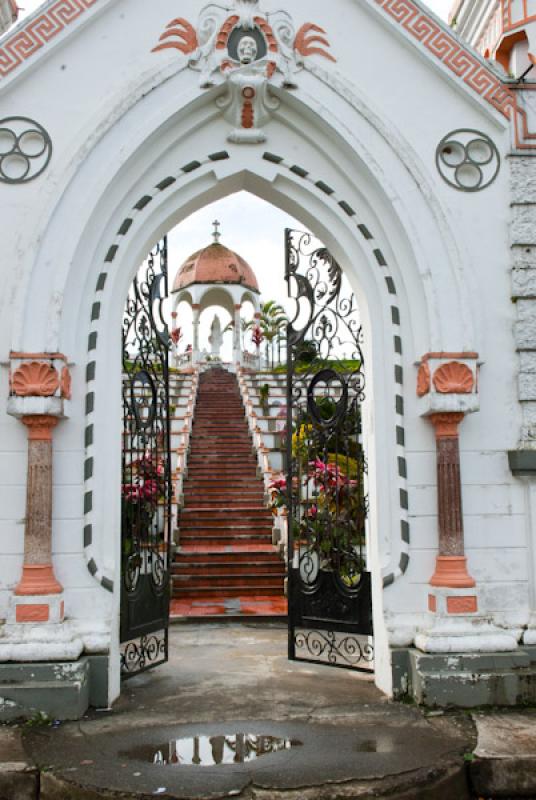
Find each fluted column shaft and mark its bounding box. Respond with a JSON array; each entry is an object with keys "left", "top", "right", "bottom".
[
  {"left": 15, "top": 415, "right": 63, "bottom": 596},
  {"left": 428, "top": 413, "right": 475, "bottom": 589}
]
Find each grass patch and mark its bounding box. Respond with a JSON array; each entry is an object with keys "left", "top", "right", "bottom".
[{"left": 271, "top": 359, "right": 361, "bottom": 375}]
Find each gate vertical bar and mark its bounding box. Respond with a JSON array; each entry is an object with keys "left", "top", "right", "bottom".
[{"left": 285, "top": 228, "right": 296, "bottom": 662}]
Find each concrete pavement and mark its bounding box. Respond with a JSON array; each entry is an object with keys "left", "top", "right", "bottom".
[{"left": 18, "top": 623, "right": 476, "bottom": 798}]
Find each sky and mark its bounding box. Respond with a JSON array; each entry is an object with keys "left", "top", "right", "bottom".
[
  {"left": 15, "top": 2, "right": 451, "bottom": 30},
  {"left": 14, "top": 0, "right": 452, "bottom": 358}
]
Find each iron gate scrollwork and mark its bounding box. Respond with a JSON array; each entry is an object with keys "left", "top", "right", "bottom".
[
  {"left": 121, "top": 238, "right": 172, "bottom": 677},
  {"left": 286, "top": 229, "right": 374, "bottom": 671}
]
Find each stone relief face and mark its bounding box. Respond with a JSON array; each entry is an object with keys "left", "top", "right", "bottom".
[{"left": 237, "top": 35, "right": 258, "bottom": 64}]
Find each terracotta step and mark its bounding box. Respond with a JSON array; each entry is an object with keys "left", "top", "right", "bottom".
[
  {"left": 172, "top": 562, "right": 285, "bottom": 576},
  {"left": 182, "top": 489, "right": 265, "bottom": 496},
  {"left": 175, "top": 550, "right": 282, "bottom": 564},
  {"left": 182, "top": 491, "right": 265, "bottom": 499},
  {"left": 180, "top": 508, "right": 272, "bottom": 519},
  {"left": 183, "top": 478, "right": 259, "bottom": 486},
  {"left": 174, "top": 368, "right": 285, "bottom": 617},
  {"left": 179, "top": 535, "right": 274, "bottom": 547},
  {"left": 181, "top": 501, "right": 267, "bottom": 510},
  {"left": 174, "top": 575, "right": 285, "bottom": 590},
  {"left": 172, "top": 586, "right": 284, "bottom": 598}
]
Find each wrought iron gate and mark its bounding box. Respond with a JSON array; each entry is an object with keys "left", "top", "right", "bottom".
[
  {"left": 120, "top": 238, "right": 172, "bottom": 677},
  {"left": 286, "top": 229, "right": 374, "bottom": 671}
]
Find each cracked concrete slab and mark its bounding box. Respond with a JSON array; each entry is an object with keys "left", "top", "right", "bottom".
[
  {"left": 469, "top": 711, "right": 536, "bottom": 797},
  {"left": 24, "top": 624, "right": 474, "bottom": 799},
  {"left": 0, "top": 726, "right": 38, "bottom": 800}
]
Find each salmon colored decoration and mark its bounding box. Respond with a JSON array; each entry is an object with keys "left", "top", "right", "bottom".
[
  {"left": 374, "top": 0, "right": 514, "bottom": 120},
  {"left": 60, "top": 366, "right": 72, "bottom": 400},
  {"left": 416, "top": 363, "right": 431, "bottom": 397},
  {"left": 430, "top": 556, "right": 476, "bottom": 589},
  {"left": 16, "top": 604, "right": 50, "bottom": 623},
  {"left": 152, "top": 1, "right": 337, "bottom": 141},
  {"left": 427, "top": 412, "right": 476, "bottom": 591},
  {"left": 0, "top": 0, "right": 99, "bottom": 79},
  {"left": 241, "top": 86, "right": 255, "bottom": 128},
  {"left": 11, "top": 361, "right": 59, "bottom": 397},
  {"left": 14, "top": 414, "right": 64, "bottom": 600},
  {"left": 295, "top": 23, "right": 336, "bottom": 62},
  {"left": 254, "top": 16, "right": 278, "bottom": 53},
  {"left": 216, "top": 15, "right": 240, "bottom": 50},
  {"left": 428, "top": 594, "right": 437, "bottom": 612},
  {"left": 433, "top": 361, "right": 474, "bottom": 394},
  {"left": 15, "top": 565, "right": 62, "bottom": 596},
  {"left": 152, "top": 17, "right": 199, "bottom": 55},
  {"left": 447, "top": 595, "right": 478, "bottom": 614}
]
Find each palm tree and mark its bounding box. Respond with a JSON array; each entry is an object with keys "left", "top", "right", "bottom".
[{"left": 260, "top": 301, "right": 288, "bottom": 368}]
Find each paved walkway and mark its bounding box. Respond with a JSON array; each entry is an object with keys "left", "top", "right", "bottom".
[{"left": 19, "top": 624, "right": 476, "bottom": 799}]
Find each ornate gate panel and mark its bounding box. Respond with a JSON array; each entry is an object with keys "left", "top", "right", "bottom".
[
  {"left": 286, "top": 229, "right": 374, "bottom": 671},
  {"left": 120, "top": 238, "right": 172, "bottom": 677}
]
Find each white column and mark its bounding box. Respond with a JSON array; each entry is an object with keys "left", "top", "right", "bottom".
[
  {"left": 233, "top": 304, "right": 241, "bottom": 365},
  {"left": 192, "top": 304, "right": 201, "bottom": 363}
]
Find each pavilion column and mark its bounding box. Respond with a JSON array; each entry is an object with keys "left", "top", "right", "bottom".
[
  {"left": 233, "top": 304, "right": 242, "bottom": 365},
  {"left": 192, "top": 304, "right": 201, "bottom": 363},
  {"left": 254, "top": 311, "right": 262, "bottom": 368}
]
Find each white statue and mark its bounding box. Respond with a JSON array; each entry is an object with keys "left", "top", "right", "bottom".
[{"left": 209, "top": 314, "right": 223, "bottom": 357}]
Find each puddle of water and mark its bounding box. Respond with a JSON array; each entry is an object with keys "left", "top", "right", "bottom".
[
  {"left": 355, "top": 738, "right": 394, "bottom": 754},
  {"left": 125, "top": 734, "right": 302, "bottom": 767}
]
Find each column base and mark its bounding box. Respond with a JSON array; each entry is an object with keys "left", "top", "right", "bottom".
[
  {"left": 415, "top": 615, "right": 519, "bottom": 654},
  {"left": 427, "top": 585, "right": 478, "bottom": 616},
  {"left": 392, "top": 646, "right": 536, "bottom": 707},
  {"left": 0, "top": 619, "right": 110, "bottom": 663},
  {"left": 14, "top": 564, "right": 63, "bottom": 596},
  {"left": 9, "top": 592, "right": 65, "bottom": 625},
  {"left": 430, "top": 556, "right": 476, "bottom": 588},
  {"left": 523, "top": 614, "right": 536, "bottom": 645},
  {"left": 0, "top": 654, "right": 109, "bottom": 721}
]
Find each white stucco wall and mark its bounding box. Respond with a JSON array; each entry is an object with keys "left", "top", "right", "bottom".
[{"left": 0, "top": 0, "right": 534, "bottom": 698}]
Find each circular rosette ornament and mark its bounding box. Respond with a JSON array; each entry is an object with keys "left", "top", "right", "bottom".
[
  {"left": 0, "top": 117, "right": 52, "bottom": 184},
  {"left": 436, "top": 129, "right": 500, "bottom": 192}
]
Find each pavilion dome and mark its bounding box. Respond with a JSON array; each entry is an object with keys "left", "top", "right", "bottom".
[{"left": 172, "top": 227, "right": 260, "bottom": 294}]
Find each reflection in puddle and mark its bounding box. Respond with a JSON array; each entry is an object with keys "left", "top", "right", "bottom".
[
  {"left": 128, "top": 734, "right": 302, "bottom": 767},
  {"left": 355, "top": 738, "right": 394, "bottom": 753}
]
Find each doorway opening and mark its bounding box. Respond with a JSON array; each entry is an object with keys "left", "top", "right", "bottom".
[{"left": 119, "top": 193, "right": 374, "bottom": 678}]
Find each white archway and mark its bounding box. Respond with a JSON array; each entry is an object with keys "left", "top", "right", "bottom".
[{"left": 8, "top": 66, "right": 478, "bottom": 703}]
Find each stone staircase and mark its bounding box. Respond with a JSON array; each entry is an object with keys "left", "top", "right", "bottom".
[{"left": 172, "top": 368, "right": 287, "bottom": 618}]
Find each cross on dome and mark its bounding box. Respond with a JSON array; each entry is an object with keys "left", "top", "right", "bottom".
[{"left": 212, "top": 220, "right": 221, "bottom": 244}]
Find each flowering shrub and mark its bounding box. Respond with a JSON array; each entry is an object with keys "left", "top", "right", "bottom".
[
  {"left": 270, "top": 453, "right": 366, "bottom": 580},
  {"left": 122, "top": 454, "right": 166, "bottom": 514},
  {"left": 171, "top": 326, "right": 183, "bottom": 345}
]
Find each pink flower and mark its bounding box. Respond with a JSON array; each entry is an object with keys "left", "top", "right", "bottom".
[
  {"left": 269, "top": 476, "right": 287, "bottom": 492},
  {"left": 142, "top": 480, "right": 158, "bottom": 500},
  {"left": 122, "top": 484, "right": 142, "bottom": 502},
  {"left": 171, "top": 327, "right": 183, "bottom": 345}
]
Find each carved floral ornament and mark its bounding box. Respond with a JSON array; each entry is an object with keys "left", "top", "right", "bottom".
[
  {"left": 152, "top": 0, "right": 336, "bottom": 143},
  {"left": 9, "top": 358, "right": 71, "bottom": 400}
]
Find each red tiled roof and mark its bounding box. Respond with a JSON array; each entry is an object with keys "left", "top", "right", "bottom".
[{"left": 172, "top": 242, "right": 260, "bottom": 293}]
